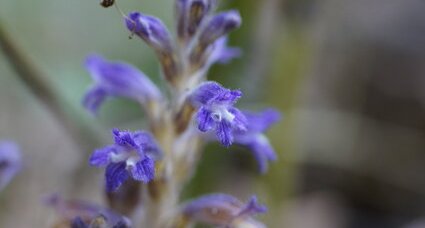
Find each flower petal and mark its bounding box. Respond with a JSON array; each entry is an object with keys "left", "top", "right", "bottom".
[
  {"left": 216, "top": 120, "right": 233, "bottom": 147},
  {"left": 250, "top": 135, "right": 277, "bottom": 173},
  {"left": 89, "top": 145, "right": 117, "bottom": 167},
  {"left": 215, "top": 89, "right": 242, "bottom": 106},
  {"left": 82, "top": 86, "right": 107, "bottom": 114},
  {"left": 197, "top": 107, "right": 215, "bottom": 132},
  {"left": 232, "top": 109, "right": 280, "bottom": 172},
  {"left": 235, "top": 133, "right": 277, "bottom": 173},
  {"left": 228, "top": 107, "right": 247, "bottom": 132},
  {"left": 111, "top": 129, "right": 162, "bottom": 159},
  {"left": 129, "top": 157, "right": 155, "bottom": 183},
  {"left": 105, "top": 162, "right": 129, "bottom": 192},
  {"left": 243, "top": 108, "right": 281, "bottom": 132},
  {"left": 112, "top": 129, "right": 137, "bottom": 148},
  {"left": 191, "top": 81, "right": 226, "bottom": 106},
  {"left": 132, "top": 131, "right": 162, "bottom": 159},
  {"left": 237, "top": 196, "right": 267, "bottom": 217}
]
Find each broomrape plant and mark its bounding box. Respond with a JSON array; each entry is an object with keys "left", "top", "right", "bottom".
[{"left": 49, "top": 1, "right": 281, "bottom": 227}]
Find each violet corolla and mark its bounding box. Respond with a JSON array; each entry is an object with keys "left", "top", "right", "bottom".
[{"left": 89, "top": 129, "right": 161, "bottom": 192}]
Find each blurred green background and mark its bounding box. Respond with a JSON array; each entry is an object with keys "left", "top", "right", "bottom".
[{"left": 1, "top": 0, "right": 425, "bottom": 227}]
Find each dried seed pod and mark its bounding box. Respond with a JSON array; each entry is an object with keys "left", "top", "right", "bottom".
[{"left": 100, "top": 0, "right": 115, "bottom": 8}]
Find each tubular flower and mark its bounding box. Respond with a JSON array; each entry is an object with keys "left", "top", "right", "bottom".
[
  {"left": 182, "top": 194, "right": 267, "bottom": 228},
  {"left": 125, "top": 12, "right": 173, "bottom": 53},
  {"left": 82, "top": 54, "right": 161, "bottom": 114},
  {"left": 191, "top": 81, "right": 247, "bottom": 147},
  {"left": 89, "top": 129, "right": 162, "bottom": 192}
]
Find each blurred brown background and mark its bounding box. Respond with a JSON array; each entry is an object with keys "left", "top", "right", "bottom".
[{"left": 1, "top": 0, "right": 425, "bottom": 227}]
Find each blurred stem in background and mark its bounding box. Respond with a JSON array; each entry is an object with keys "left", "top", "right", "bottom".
[
  {"left": 0, "top": 20, "right": 104, "bottom": 196},
  {"left": 0, "top": 21, "right": 101, "bottom": 153}
]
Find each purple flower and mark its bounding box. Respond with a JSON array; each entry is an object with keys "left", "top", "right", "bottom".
[
  {"left": 83, "top": 54, "right": 161, "bottom": 114},
  {"left": 191, "top": 82, "right": 247, "bottom": 147},
  {"left": 70, "top": 215, "right": 130, "bottom": 228},
  {"left": 182, "top": 193, "right": 267, "bottom": 227},
  {"left": 235, "top": 109, "right": 281, "bottom": 173},
  {"left": 0, "top": 141, "right": 22, "bottom": 191},
  {"left": 45, "top": 194, "right": 132, "bottom": 227},
  {"left": 199, "top": 10, "right": 242, "bottom": 46},
  {"left": 70, "top": 217, "right": 88, "bottom": 228},
  {"left": 125, "top": 12, "right": 173, "bottom": 53},
  {"left": 89, "top": 129, "right": 162, "bottom": 192}
]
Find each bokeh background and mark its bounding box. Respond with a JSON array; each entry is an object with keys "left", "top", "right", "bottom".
[{"left": 1, "top": 0, "right": 425, "bottom": 227}]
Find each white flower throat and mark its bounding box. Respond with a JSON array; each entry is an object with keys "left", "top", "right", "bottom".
[{"left": 211, "top": 106, "right": 235, "bottom": 122}]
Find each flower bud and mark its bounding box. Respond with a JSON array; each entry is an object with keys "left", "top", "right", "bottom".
[
  {"left": 126, "top": 12, "right": 173, "bottom": 52},
  {"left": 176, "top": 0, "right": 217, "bottom": 41},
  {"left": 199, "top": 10, "right": 242, "bottom": 47}
]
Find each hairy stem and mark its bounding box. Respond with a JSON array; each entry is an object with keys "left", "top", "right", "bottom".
[{"left": 141, "top": 38, "right": 206, "bottom": 227}]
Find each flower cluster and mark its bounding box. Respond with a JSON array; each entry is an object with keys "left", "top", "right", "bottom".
[{"left": 72, "top": 0, "right": 281, "bottom": 227}]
